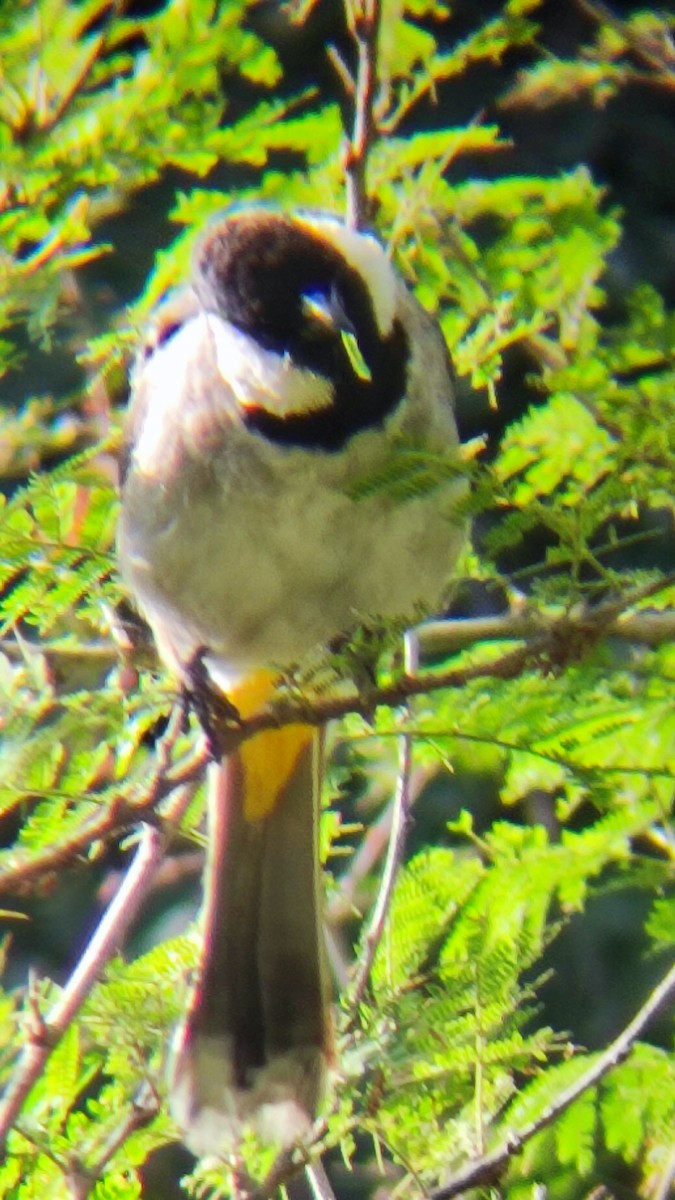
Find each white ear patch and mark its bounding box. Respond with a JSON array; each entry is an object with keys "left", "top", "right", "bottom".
[
  {"left": 208, "top": 315, "right": 334, "bottom": 417},
  {"left": 299, "top": 216, "right": 398, "bottom": 336},
  {"left": 130, "top": 311, "right": 335, "bottom": 479}
]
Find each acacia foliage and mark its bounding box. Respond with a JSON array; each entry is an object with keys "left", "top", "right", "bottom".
[{"left": 0, "top": 2, "right": 673, "bottom": 1198}]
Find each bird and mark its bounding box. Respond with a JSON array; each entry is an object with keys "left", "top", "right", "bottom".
[{"left": 117, "top": 208, "right": 465, "bottom": 1155}]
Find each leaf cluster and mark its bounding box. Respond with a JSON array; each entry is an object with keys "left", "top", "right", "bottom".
[{"left": 0, "top": 2, "right": 673, "bottom": 1199}]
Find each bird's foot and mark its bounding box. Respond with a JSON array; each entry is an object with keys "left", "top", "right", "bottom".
[{"left": 183, "top": 649, "right": 243, "bottom": 760}]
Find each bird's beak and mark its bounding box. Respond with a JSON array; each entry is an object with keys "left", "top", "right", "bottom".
[{"left": 302, "top": 291, "right": 372, "bottom": 382}]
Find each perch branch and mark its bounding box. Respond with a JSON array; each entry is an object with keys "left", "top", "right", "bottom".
[{"left": 1, "top": 576, "right": 671, "bottom": 898}]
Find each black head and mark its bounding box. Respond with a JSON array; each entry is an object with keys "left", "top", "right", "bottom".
[{"left": 192, "top": 211, "right": 410, "bottom": 452}]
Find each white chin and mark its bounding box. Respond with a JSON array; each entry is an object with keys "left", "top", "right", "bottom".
[{"left": 207, "top": 313, "right": 334, "bottom": 418}]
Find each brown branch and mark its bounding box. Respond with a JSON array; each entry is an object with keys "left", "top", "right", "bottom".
[
  {"left": 428, "top": 958, "right": 675, "bottom": 1200},
  {"left": 40, "top": 34, "right": 107, "bottom": 134},
  {"left": 0, "top": 643, "right": 529, "bottom": 899},
  {"left": 343, "top": 0, "right": 383, "bottom": 229},
  {"left": 38, "top": 1, "right": 128, "bottom": 135},
  {"left": 240, "top": 642, "right": 533, "bottom": 740},
  {"left": 0, "top": 707, "right": 207, "bottom": 897},
  {"left": 0, "top": 771, "right": 192, "bottom": 1146},
  {"left": 208, "top": 576, "right": 674, "bottom": 748}
]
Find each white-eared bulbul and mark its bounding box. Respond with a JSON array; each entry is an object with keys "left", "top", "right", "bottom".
[{"left": 118, "top": 209, "right": 465, "bottom": 1154}]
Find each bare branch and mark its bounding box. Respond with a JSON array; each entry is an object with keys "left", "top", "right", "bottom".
[
  {"left": 417, "top": 604, "right": 675, "bottom": 659},
  {"left": 343, "top": 0, "right": 383, "bottom": 228},
  {"left": 345, "top": 731, "right": 414, "bottom": 1018},
  {"left": 429, "top": 958, "right": 675, "bottom": 1200},
  {"left": 306, "top": 1159, "right": 338, "bottom": 1200},
  {"left": 0, "top": 778, "right": 193, "bottom": 1146}
]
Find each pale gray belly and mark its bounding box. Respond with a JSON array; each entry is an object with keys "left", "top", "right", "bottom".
[{"left": 120, "top": 441, "right": 461, "bottom": 686}]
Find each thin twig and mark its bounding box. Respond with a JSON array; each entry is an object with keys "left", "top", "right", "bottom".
[
  {"left": 653, "top": 1138, "right": 675, "bottom": 1200},
  {"left": 64, "top": 1081, "right": 160, "bottom": 1200},
  {"left": 0, "top": 638, "right": 118, "bottom": 663},
  {"left": 39, "top": 1, "right": 128, "bottom": 134},
  {"left": 0, "top": 779, "right": 193, "bottom": 1146},
  {"left": 0, "top": 708, "right": 207, "bottom": 895},
  {"left": 428, "top": 958, "right": 675, "bottom": 1200},
  {"left": 343, "top": 0, "right": 383, "bottom": 228},
  {"left": 326, "top": 44, "right": 355, "bottom": 98},
  {"left": 576, "top": 0, "right": 675, "bottom": 92},
  {"left": 345, "top": 730, "right": 414, "bottom": 1020},
  {"left": 328, "top": 779, "right": 407, "bottom": 924},
  {"left": 305, "top": 1159, "right": 338, "bottom": 1200}
]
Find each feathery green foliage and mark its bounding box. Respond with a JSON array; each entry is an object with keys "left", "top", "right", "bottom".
[{"left": 0, "top": 2, "right": 673, "bottom": 1198}]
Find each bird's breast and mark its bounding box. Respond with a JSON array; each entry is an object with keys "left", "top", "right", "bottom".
[{"left": 120, "top": 423, "right": 461, "bottom": 686}]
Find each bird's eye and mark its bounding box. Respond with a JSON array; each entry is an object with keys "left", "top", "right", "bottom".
[
  {"left": 301, "top": 289, "right": 372, "bottom": 382},
  {"left": 301, "top": 290, "right": 338, "bottom": 327}
]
